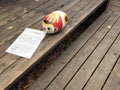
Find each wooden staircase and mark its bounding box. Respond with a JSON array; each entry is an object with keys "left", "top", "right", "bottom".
[
  {"left": 0, "top": 0, "right": 110, "bottom": 89},
  {"left": 29, "top": 10, "right": 120, "bottom": 90}
]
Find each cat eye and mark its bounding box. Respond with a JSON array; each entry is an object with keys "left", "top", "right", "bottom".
[
  {"left": 47, "top": 27, "right": 51, "bottom": 30},
  {"left": 44, "top": 20, "right": 51, "bottom": 24}
]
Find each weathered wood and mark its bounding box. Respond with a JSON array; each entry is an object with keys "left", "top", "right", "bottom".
[
  {"left": 0, "top": 0, "right": 27, "bottom": 14},
  {"left": 0, "top": 0, "right": 34, "bottom": 20},
  {"left": 66, "top": 13, "right": 120, "bottom": 90},
  {"left": 103, "top": 57, "right": 120, "bottom": 90},
  {"left": 0, "top": 2, "right": 82, "bottom": 89},
  {"left": 0, "top": 3, "right": 17, "bottom": 14},
  {"left": 0, "top": 0, "right": 82, "bottom": 75},
  {"left": 29, "top": 10, "right": 112, "bottom": 90},
  {"left": 0, "top": 0, "right": 80, "bottom": 71},
  {"left": 109, "top": 5, "right": 120, "bottom": 12},
  {"left": 0, "top": 0, "right": 54, "bottom": 57},
  {"left": 0, "top": 0, "right": 48, "bottom": 27},
  {"left": 110, "top": 0, "right": 120, "bottom": 8},
  {"left": 0, "top": 0, "right": 109, "bottom": 89},
  {"left": 0, "top": 0, "right": 50, "bottom": 35},
  {"left": 46, "top": 11, "right": 119, "bottom": 90},
  {"left": 83, "top": 33, "right": 120, "bottom": 90},
  {"left": 0, "top": 0, "right": 70, "bottom": 45},
  {"left": 0, "top": 0, "right": 90, "bottom": 58}
]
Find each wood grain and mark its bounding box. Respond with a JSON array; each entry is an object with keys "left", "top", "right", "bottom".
[
  {"left": 29, "top": 6, "right": 112, "bottom": 90},
  {"left": 103, "top": 57, "right": 120, "bottom": 90},
  {"left": 46, "top": 10, "right": 119, "bottom": 90},
  {"left": 0, "top": 0, "right": 80, "bottom": 73},
  {"left": 0, "top": 0, "right": 109, "bottom": 89},
  {"left": 83, "top": 31, "right": 120, "bottom": 90},
  {"left": 65, "top": 13, "right": 120, "bottom": 90}
]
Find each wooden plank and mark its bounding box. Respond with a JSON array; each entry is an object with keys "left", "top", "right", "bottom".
[
  {"left": 0, "top": 0, "right": 49, "bottom": 34},
  {"left": 0, "top": 3, "right": 17, "bottom": 14},
  {"left": 65, "top": 13, "right": 120, "bottom": 90},
  {"left": 0, "top": 0, "right": 49, "bottom": 27},
  {"left": 72, "top": 0, "right": 106, "bottom": 21},
  {"left": 0, "top": 0, "right": 108, "bottom": 89},
  {"left": 0, "top": 0, "right": 34, "bottom": 25},
  {"left": 83, "top": 33, "right": 120, "bottom": 90},
  {"left": 0, "top": 0, "right": 82, "bottom": 88},
  {"left": 1, "top": 2, "right": 95, "bottom": 88},
  {"left": 0, "top": 0, "right": 34, "bottom": 20},
  {"left": 0, "top": 0, "right": 70, "bottom": 45},
  {"left": 0, "top": 36, "right": 18, "bottom": 58},
  {"left": 110, "top": 0, "right": 120, "bottom": 8},
  {"left": 0, "top": 0, "right": 93, "bottom": 44},
  {"left": 1, "top": 0, "right": 80, "bottom": 69},
  {"left": 0, "top": 0, "right": 27, "bottom": 14},
  {"left": 0, "top": 54, "right": 19, "bottom": 74},
  {"left": 31, "top": 0, "right": 91, "bottom": 29},
  {"left": 0, "top": 1, "right": 91, "bottom": 58},
  {"left": 0, "top": 0, "right": 89, "bottom": 56},
  {"left": 0, "top": 0, "right": 79, "bottom": 58},
  {"left": 1, "top": 0, "right": 107, "bottom": 55},
  {"left": 103, "top": 57, "right": 120, "bottom": 90},
  {"left": 0, "top": 2, "right": 81, "bottom": 73},
  {"left": 0, "top": 0, "right": 35, "bottom": 25},
  {"left": 0, "top": 0, "right": 55, "bottom": 57},
  {"left": 0, "top": 0, "right": 79, "bottom": 71},
  {"left": 109, "top": 5, "right": 120, "bottom": 13},
  {"left": 1, "top": 0, "right": 109, "bottom": 89},
  {"left": 29, "top": 10, "right": 112, "bottom": 90},
  {"left": 46, "top": 11, "right": 120, "bottom": 90},
  {"left": 4, "top": 0, "right": 107, "bottom": 75}
]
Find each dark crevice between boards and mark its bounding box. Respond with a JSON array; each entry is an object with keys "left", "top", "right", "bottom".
[
  {"left": 0, "top": 0, "right": 25, "bottom": 6},
  {"left": 9, "top": 1, "right": 109, "bottom": 90}
]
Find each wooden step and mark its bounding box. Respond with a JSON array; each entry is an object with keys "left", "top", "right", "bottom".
[
  {"left": 29, "top": 10, "right": 120, "bottom": 90},
  {"left": 0, "top": 0, "right": 109, "bottom": 89}
]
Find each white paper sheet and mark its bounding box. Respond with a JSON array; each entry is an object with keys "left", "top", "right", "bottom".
[{"left": 6, "top": 28, "right": 47, "bottom": 59}]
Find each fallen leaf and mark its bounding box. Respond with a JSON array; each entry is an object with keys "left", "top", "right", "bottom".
[
  {"left": 10, "top": 17, "right": 17, "bottom": 21},
  {"left": 107, "top": 26, "right": 112, "bottom": 29},
  {"left": 7, "top": 26, "right": 13, "bottom": 30},
  {"left": 24, "top": 8, "right": 29, "bottom": 14},
  {"left": 7, "top": 17, "right": 17, "bottom": 22}
]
